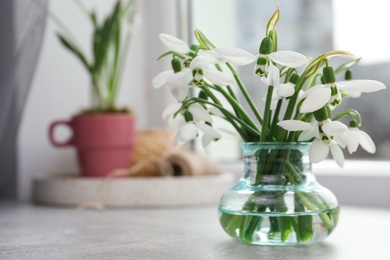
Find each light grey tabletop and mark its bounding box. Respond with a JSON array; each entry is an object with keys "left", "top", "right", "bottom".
[{"left": 1, "top": 202, "right": 390, "bottom": 260}]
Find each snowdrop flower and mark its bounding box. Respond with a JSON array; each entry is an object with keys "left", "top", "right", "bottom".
[
  {"left": 255, "top": 37, "right": 309, "bottom": 86},
  {"left": 277, "top": 119, "right": 348, "bottom": 167},
  {"left": 336, "top": 123, "right": 376, "bottom": 154},
  {"left": 153, "top": 56, "right": 234, "bottom": 101},
  {"left": 255, "top": 51, "right": 309, "bottom": 86},
  {"left": 166, "top": 56, "right": 234, "bottom": 101},
  {"left": 262, "top": 81, "right": 295, "bottom": 109},
  {"left": 162, "top": 102, "right": 220, "bottom": 147},
  {"left": 159, "top": 33, "right": 192, "bottom": 55},
  {"left": 300, "top": 66, "right": 386, "bottom": 113}
]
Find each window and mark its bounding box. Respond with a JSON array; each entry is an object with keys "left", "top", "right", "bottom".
[{"left": 191, "top": 0, "right": 390, "bottom": 160}]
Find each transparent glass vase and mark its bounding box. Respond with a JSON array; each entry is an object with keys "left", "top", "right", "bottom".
[{"left": 218, "top": 142, "right": 339, "bottom": 245}]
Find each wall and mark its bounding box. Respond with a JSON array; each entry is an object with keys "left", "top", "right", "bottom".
[{"left": 17, "top": 0, "right": 177, "bottom": 201}]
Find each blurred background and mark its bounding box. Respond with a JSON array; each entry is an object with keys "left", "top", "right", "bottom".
[{"left": 1, "top": 0, "right": 389, "bottom": 202}]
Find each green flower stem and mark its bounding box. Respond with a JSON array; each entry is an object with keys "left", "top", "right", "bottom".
[
  {"left": 196, "top": 87, "right": 250, "bottom": 141},
  {"left": 187, "top": 98, "right": 261, "bottom": 139},
  {"left": 276, "top": 78, "right": 307, "bottom": 141},
  {"left": 269, "top": 99, "right": 283, "bottom": 139},
  {"left": 261, "top": 85, "right": 274, "bottom": 142},
  {"left": 214, "top": 64, "right": 238, "bottom": 101},
  {"left": 205, "top": 84, "right": 260, "bottom": 135},
  {"left": 226, "top": 63, "right": 264, "bottom": 126},
  {"left": 332, "top": 109, "right": 362, "bottom": 125},
  {"left": 285, "top": 162, "right": 335, "bottom": 230}
]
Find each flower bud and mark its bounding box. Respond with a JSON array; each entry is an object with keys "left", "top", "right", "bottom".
[
  {"left": 190, "top": 44, "right": 199, "bottom": 52},
  {"left": 198, "top": 90, "right": 208, "bottom": 100},
  {"left": 345, "top": 69, "right": 353, "bottom": 80},
  {"left": 323, "top": 66, "right": 336, "bottom": 84},
  {"left": 259, "top": 37, "right": 273, "bottom": 55},
  {"left": 349, "top": 120, "right": 358, "bottom": 128},
  {"left": 184, "top": 111, "right": 193, "bottom": 122},
  {"left": 320, "top": 75, "right": 326, "bottom": 84},
  {"left": 313, "top": 106, "right": 330, "bottom": 121},
  {"left": 289, "top": 74, "right": 300, "bottom": 84},
  {"left": 171, "top": 58, "right": 182, "bottom": 73}
]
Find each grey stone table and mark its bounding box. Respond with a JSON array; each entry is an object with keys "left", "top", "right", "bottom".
[{"left": 1, "top": 202, "right": 390, "bottom": 260}]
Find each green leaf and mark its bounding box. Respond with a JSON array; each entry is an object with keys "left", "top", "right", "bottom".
[
  {"left": 335, "top": 57, "right": 362, "bottom": 74},
  {"left": 266, "top": 6, "right": 280, "bottom": 37},
  {"left": 303, "top": 50, "right": 353, "bottom": 78},
  {"left": 194, "top": 29, "right": 215, "bottom": 49},
  {"left": 56, "top": 33, "right": 91, "bottom": 72}
]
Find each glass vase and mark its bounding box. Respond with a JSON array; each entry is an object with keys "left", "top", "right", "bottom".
[{"left": 218, "top": 142, "right": 339, "bottom": 245}]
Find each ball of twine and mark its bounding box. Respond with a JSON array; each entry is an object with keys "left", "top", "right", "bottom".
[{"left": 131, "top": 129, "right": 174, "bottom": 176}]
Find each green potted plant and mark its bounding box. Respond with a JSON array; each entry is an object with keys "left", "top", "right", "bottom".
[{"left": 48, "top": 0, "right": 138, "bottom": 177}]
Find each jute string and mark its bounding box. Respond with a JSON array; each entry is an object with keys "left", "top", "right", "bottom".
[{"left": 75, "top": 154, "right": 175, "bottom": 211}]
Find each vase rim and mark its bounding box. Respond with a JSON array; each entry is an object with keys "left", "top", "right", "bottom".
[{"left": 241, "top": 142, "right": 311, "bottom": 148}]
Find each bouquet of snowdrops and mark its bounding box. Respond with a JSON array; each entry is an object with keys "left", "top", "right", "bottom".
[
  {"left": 153, "top": 6, "right": 386, "bottom": 245},
  {"left": 153, "top": 7, "right": 385, "bottom": 167}
]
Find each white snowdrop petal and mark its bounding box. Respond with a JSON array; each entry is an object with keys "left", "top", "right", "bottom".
[
  {"left": 261, "top": 63, "right": 280, "bottom": 86},
  {"left": 345, "top": 130, "right": 360, "bottom": 154},
  {"left": 204, "top": 69, "right": 234, "bottom": 86},
  {"left": 277, "top": 120, "right": 312, "bottom": 131},
  {"left": 334, "top": 132, "right": 347, "bottom": 148},
  {"left": 330, "top": 142, "right": 345, "bottom": 168},
  {"left": 300, "top": 87, "right": 331, "bottom": 113},
  {"left": 159, "top": 33, "right": 191, "bottom": 53},
  {"left": 152, "top": 70, "right": 173, "bottom": 88},
  {"left": 189, "top": 103, "right": 212, "bottom": 123},
  {"left": 277, "top": 83, "right": 295, "bottom": 97},
  {"left": 166, "top": 69, "right": 192, "bottom": 88},
  {"left": 198, "top": 50, "right": 222, "bottom": 64},
  {"left": 170, "top": 85, "right": 189, "bottom": 101},
  {"left": 339, "top": 80, "right": 386, "bottom": 93},
  {"left": 197, "top": 123, "right": 221, "bottom": 138},
  {"left": 214, "top": 47, "right": 258, "bottom": 65},
  {"left": 298, "top": 128, "right": 317, "bottom": 141},
  {"left": 190, "top": 56, "right": 210, "bottom": 70},
  {"left": 168, "top": 114, "right": 185, "bottom": 131},
  {"left": 301, "top": 84, "right": 325, "bottom": 99},
  {"left": 358, "top": 130, "right": 376, "bottom": 153},
  {"left": 310, "top": 140, "right": 329, "bottom": 163},
  {"left": 342, "top": 89, "right": 361, "bottom": 98},
  {"left": 268, "top": 50, "right": 309, "bottom": 68},
  {"left": 179, "top": 123, "right": 198, "bottom": 141},
  {"left": 322, "top": 121, "right": 348, "bottom": 136},
  {"left": 196, "top": 123, "right": 221, "bottom": 147},
  {"left": 162, "top": 102, "right": 182, "bottom": 120}
]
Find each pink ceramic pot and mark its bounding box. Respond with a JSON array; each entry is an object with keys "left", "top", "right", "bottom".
[{"left": 49, "top": 114, "right": 136, "bottom": 177}]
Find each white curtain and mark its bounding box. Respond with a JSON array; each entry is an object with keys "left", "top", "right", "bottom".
[{"left": 0, "top": 0, "right": 48, "bottom": 199}]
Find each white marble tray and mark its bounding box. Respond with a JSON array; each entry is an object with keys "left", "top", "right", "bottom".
[{"left": 33, "top": 173, "right": 236, "bottom": 207}]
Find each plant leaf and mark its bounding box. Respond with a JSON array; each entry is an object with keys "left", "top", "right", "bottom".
[
  {"left": 334, "top": 57, "right": 362, "bottom": 74},
  {"left": 57, "top": 33, "right": 91, "bottom": 72}
]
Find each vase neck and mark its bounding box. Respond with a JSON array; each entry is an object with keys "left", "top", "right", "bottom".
[{"left": 241, "top": 143, "right": 313, "bottom": 186}]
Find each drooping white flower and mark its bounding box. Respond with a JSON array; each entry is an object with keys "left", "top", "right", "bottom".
[
  {"left": 300, "top": 80, "right": 386, "bottom": 113},
  {"left": 266, "top": 81, "right": 296, "bottom": 109},
  {"left": 162, "top": 102, "right": 220, "bottom": 147},
  {"left": 255, "top": 51, "right": 309, "bottom": 86},
  {"left": 336, "top": 126, "right": 376, "bottom": 154},
  {"left": 163, "top": 56, "right": 234, "bottom": 101},
  {"left": 310, "top": 139, "right": 345, "bottom": 167},
  {"left": 277, "top": 119, "right": 348, "bottom": 166},
  {"left": 173, "top": 121, "right": 222, "bottom": 147}
]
